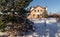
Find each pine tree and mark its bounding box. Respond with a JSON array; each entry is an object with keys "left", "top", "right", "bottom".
[{"left": 0, "top": 0, "right": 34, "bottom": 36}]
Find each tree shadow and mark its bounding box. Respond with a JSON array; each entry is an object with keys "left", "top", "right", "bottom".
[{"left": 24, "top": 22, "right": 59, "bottom": 37}]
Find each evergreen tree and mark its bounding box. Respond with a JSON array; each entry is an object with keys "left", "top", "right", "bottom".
[{"left": 0, "top": 0, "right": 34, "bottom": 36}]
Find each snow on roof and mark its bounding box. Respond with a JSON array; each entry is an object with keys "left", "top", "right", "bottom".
[{"left": 30, "top": 5, "right": 47, "bottom": 11}]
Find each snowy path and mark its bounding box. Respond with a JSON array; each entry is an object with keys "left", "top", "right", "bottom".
[{"left": 23, "top": 18, "right": 60, "bottom": 37}]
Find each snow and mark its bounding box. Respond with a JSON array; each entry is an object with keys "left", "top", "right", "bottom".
[
  {"left": 29, "top": 18, "right": 57, "bottom": 24},
  {"left": 24, "top": 18, "right": 60, "bottom": 37},
  {"left": 0, "top": 18, "right": 60, "bottom": 37},
  {"left": 0, "top": 32, "right": 8, "bottom": 37}
]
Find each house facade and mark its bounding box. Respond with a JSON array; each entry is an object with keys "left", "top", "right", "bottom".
[{"left": 27, "top": 5, "right": 48, "bottom": 19}]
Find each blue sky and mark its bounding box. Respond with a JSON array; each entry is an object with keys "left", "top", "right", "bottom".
[{"left": 28, "top": 0, "right": 60, "bottom": 13}]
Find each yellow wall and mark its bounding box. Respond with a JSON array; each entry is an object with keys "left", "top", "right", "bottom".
[{"left": 27, "top": 6, "right": 46, "bottom": 19}]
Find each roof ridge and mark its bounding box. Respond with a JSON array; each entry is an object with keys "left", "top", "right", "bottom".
[{"left": 30, "top": 5, "right": 45, "bottom": 11}]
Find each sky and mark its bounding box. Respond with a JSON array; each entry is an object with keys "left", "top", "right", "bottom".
[{"left": 28, "top": 0, "right": 60, "bottom": 13}]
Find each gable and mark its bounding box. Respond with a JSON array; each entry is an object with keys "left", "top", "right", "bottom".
[
  {"left": 34, "top": 6, "right": 44, "bottom": 11},
  {"left": 30, "top": 6, "right": 45, "bottom": 13}
]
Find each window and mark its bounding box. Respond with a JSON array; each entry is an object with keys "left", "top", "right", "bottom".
[
  {"left": 37, "top": 15, "right": 40, "bottom": 18},
  {"left": 34, "top": 10, "right": 36, "bottom": 12},
  {"left": 38, "top": 10, "right": 39, "bottom": 12},
  {"left": 41, "top": 10, "right": 42, "bottom": 12},
  {"left": 33, "top": 14, "right": 35, "bottom": 18},
  {"left": 40, "top": 14, "right": 43, "bottom": 16},
  {"left": 33, "top": 14, "right": 35, "bottom": 16}
]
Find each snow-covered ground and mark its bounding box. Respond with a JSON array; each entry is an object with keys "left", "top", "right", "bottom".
[
  {"left": 0, "top": 18, "right": 60, "bottom": 37},
  {"left": 24, "top": 18, "right": 60, "bottom": 37},
  {"left": 29, "top": 18, "right": 57, "bottom": 23}
]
